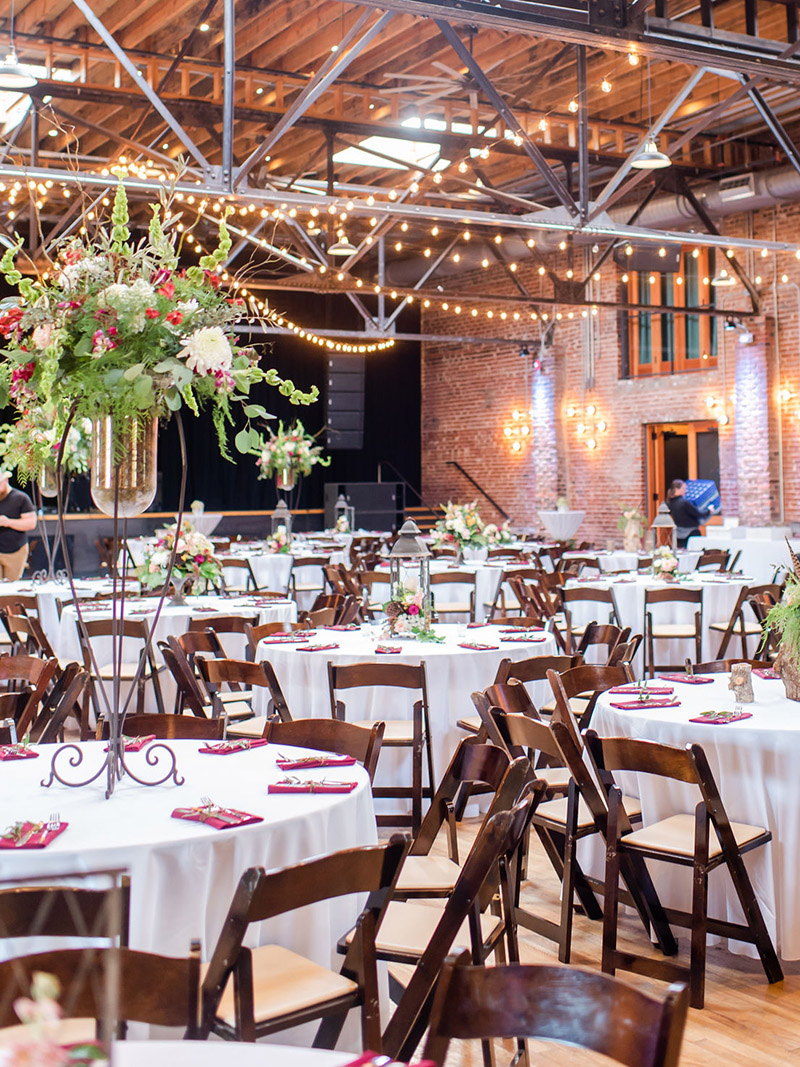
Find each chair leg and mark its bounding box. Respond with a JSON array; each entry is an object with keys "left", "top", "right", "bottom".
[
  {"left": 558, "top": 782, "right": 580, "bottom": 963},
  {"left": 411, "top": 721, "right": 422, "bottom": 837},
  {"left": 646, "top": 621, "right": 654, "bottom": 678},
  {"left": 691, "top": 804, "right": 709, "bottom": 1009},
  {"left": 723, "top": 843, "right": 784, "bottom": 986},
  {"left": 602, "top": 788, "right": 623, "bottom": 976}
]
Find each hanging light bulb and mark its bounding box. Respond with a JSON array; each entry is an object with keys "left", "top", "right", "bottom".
[
  {"left": 631, "top": 138, "right": 671, "bottom": 169},
  {"left": 711, "top": 267, "right": 736, "bottom": 287},
  {"left": 568, "top": 99, "right": 579, "bottom": 114},
  {"left": 600, "top": 77, "right": 612, "bottom": 93},
  {"left": 328, "top": 233, "right": 357, "bottom": 257}
]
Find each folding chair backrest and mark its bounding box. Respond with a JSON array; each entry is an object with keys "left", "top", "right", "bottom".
[
  {"left": 161, "top": 638, "right": 211, "bottom": 717},
  {"left": 32, "top": 665, "right": 88, "bottom": 744},
  {"left": 0, "top": 883, "right": 130, "bottom": 943},
  {"left": 195, "top": 655, "right": 271, "bottom": 693},
  {"left": 494, "top": 653, "right": 581, "bottom": 686},
  {"left": 328, "top": 660, "right": 428, "bottom": 719},
  {"left": 97, "top": 712, "right": 224, "bottom": 741},
  {"left": 422, "top": 958, "right": 689, "bottom": 1067},
  {"left": 492, "top": 709, "right": 564, "bottom": 766},
  {"left": 265, "top": 717, "right": 384, "bottom": 781}
]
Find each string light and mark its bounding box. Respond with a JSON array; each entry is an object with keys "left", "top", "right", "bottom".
[
  {"left": 267, "top": 311, "right": 395, "bottom": 353},
  {"left": 601, "top": 77, "right": 612, "bottom": 93},
  {"left": 568, "top": 99, "right": 579, "bottom": 113}
]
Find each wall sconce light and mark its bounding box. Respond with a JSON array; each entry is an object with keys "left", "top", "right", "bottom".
[
  {"left": 586, "top": 438, "right": 597, "bottom": 450},
  {"left": 780, "top": 387, "right": 793, "bottom": 404},
  {"left": 566, "top": 401, "right": 609, "bottom": 448},
  {"left": 504, "top": 406, "right": 532, "bottom": 452}
]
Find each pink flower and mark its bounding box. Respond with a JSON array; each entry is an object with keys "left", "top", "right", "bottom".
[{"left": 407, "top": 603, "right": 420, "bottom": 616}]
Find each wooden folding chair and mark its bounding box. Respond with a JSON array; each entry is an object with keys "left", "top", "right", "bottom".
[
  {"left": 217, "top": 556, "right": 260, "bottom": 593},
  {"left": 422, "top": 955, "right": 689, "bottom": 1067},
  {"left": 0, "top": 654, "right": 59, "bottom": 739},
  {"left": 588, "top": 732, "right": 783, "bottom": 1008},
  {"left": 265, "top": 717, "right": 384, "bottom": 780},
  {"left": 200, "top": 838, "right": 409, "bottom": 1049},
  {"left": 562, "top": 584, "right": 623, "bottom": 636},
  {"left": 77, "top": 618, "right": 166, "bottom": 719},
  {"left": 96, "top": 712, "right": 225, "bottom": 741},
  {"left": 696, "top": 548, "right": 730, "bottom": 572},
  {"left": 644, "top": 587, "right": 703, "bottom": 677},
  {"left": 709, "top": 583, "right": 781, "bottom": 659}
]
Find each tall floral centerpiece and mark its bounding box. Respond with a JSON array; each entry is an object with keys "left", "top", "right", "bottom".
[
  {"left": 0, "top": 171, "right": 319, "bottom": 798},
  {"left": 0, "top": 169, "right": 316, "bottom": 513},
  {"left": 765, "top": 540, "right": 800, "bottom": 700},
  {"left": 617, "top": 503, "right": 646, "bottom": 553},
  {"left": 135, "top": 520, "right": 222, "bottom": 604},
  {"left": 253, "top": 419, "right": 330, "bottom": 494},
  {"left": 431, "top": 500, "right": 487, "bottom": 561}
]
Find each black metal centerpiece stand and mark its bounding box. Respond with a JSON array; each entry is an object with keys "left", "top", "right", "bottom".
[{"left": 41, "top": 410, "right": 187, "bottom": 798}]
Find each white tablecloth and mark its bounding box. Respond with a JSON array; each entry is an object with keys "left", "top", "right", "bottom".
[
  {"left": 591, "top": 673, "right": 798, "bottom": 959},
  {"left": 564, "top": 573, "right": 749, "bottom": 673},
  {"left": 690, "top": 534, "right": 787, "bottom": 586},
  {"left": 253, "top": 623, "right": 556, "bottom": 793},
  {"left": 0, "top": 578, "right": 118, "bottom": 640},
  {"left": 116, "top": 1042, "right": 350, "bottom": 1067},
  {"left": 563, "top": 550, "right": 701, "bottom": 574},
  {"left": 538, "top": 510, "right": 585, "bottom": 541},
  {"left": 0, "top": 739, "right": 376, "bottom": 967}
]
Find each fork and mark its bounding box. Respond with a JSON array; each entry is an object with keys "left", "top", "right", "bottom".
[
  {"left": 199, "top": 796, "right": 239, "bottom": 825},
  {"left": 47, "top": 812, "right": 60, "bottom": 835}
]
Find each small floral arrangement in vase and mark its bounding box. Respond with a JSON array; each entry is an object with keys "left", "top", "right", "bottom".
[
  {"left": 383, "top": 587, "right": 442, "bottom": 642},
  {"left": 431, "top": 500, "right": 487, "bottom": 557},
  {"left": 0, "top": 409, "right": 92, "bottom": 493},
  {"left": 0, "top": 970, "right": 106, "bottom": 1067},
  {"left": 616, "top": 503, "right": 646, "bottom": 553},
  {"left": 253, "top": 419, "right": 330, "bottom": 491},
  {"left": 335, "top": 514, "right": 350, "bottom": 534},
  {"left": 135, "top": 519, "right": 221, "bottom": 598},
  {"left": 764, "top": 540, "right": 800, "bottom": 700},
  {"left": 651, "top": 545, "right": 679, "bottom": 580},
  {"left": 265, "top": 525, "right": 291, "bottom": 554},
  {"left": 484, "top": 519, "right": 514, "bottom": 545}
]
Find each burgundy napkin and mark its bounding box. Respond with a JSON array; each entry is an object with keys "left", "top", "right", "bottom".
[
  {"left": 254, "top": 598, "right": 292, "bottom": 606},
  {"left": 689, "top": 710, "right": 753, "bottom": 724},
  {"left": 467, "top": 621, "right": 488, "bottom": 628},
  {"left": 376, "top": 645, "right": 402, "bottom": 654},
  {"left": 268, "top": 779, "right": 358, "bottom": 794},
  {"left": 500, "top": 627, "right": 543, "bottom": 633},
  {"left": 198, "top": 739, "right": 269, "bottom": 755},
  {"left": 105, "top": 735, "right": 156, "bottom": 753},
  {"left": 500, "top": 634, "right": 548, "bottom": 643},
  {"left": 0, "top": 745, "right": 38, "bottom": 761},
  {"left": 341, "top": 1055, "right": 435, "bottom": 1067},
  {"left": 260, "top": 636, "right": 311, "bottom": 645},
  {"left": 321, "top": 624, "right": 361, "bottom": 631},
  {"left": 296, "top": 643, "right": 340, "bottom": 652},
  {"left": 192, "top": 607, "right": 220, "bottom": 614},
  {"left": 753, "top": 667, "right": 780, "bottom": 680},
  {"left": 276, "top": 754, "right": 356, "bottom": 770},
  {"left": 609, "top": 698, "right": 681, "bottom": 710},
  {"left": 613, "top": 578, "right": 636, "bottom": 584},
  {"left": 458, "top": 641, "right": 499, "bottom": 651},
  {"left": 171, "top": 806, "right": 263, "bottom": 829},
  {"left": 0, "top": 821, "right": 68, "bottom": 849},
  {"left": 658, "top": 674, "right": 714, "bottom": 685},
  {"left": 609, "top": 685, "right": 674, "bottom": 696}
]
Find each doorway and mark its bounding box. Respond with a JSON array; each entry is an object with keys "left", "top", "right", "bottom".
[{"left": 645, "top": 420, "right": 721, "bottom": 522}]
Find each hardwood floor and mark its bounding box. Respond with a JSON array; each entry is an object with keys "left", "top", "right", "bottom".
[{"left": 384, "top": 819, "right": 800, "bottom": 1067}]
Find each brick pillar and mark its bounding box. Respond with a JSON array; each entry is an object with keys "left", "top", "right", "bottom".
[{"left": 734, "top": 317, "right": 778, "bottom": 524}]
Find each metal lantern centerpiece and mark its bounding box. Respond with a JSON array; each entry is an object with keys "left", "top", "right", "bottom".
[
  {"left": 271, "top": 499, "right": 293, "bottom": 541},
  {"left": 388, "top": 519, "right": 432, "bottom": 637},
  {"left": 334, "top": 493, "right": 355, "bottom": 531},
  {"left": 652, "top": 502, "right": 678, "bottom": 551}
]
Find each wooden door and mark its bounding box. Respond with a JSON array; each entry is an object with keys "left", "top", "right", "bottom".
[{"left": 645, "top": 420, "right": 720, "bottom": 523}]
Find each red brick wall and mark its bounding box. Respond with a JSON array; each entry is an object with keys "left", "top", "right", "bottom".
[{"left": 420, "top": 204, "right": 800, "bottom": 543}]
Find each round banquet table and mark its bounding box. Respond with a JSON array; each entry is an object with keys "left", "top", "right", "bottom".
[
  {"left": 0, "top": 739, "right": 376, "bottom": 970},
  {"left": 564, "top": 572, "right": 751, "bottom": 673},
  {"left": 689, "top": 533, "right": 785, "bottom": 586},
  {"left": 562, "top": 549, "right": 701, "bottom": 574},
  {"left": 253, "top": 623, "right": 557, "bottom": 795},
  {"left": 115, "top": 1043, "right": 350, "bottom": 1067},
  {"left": 538, "top": 509, "right": 585, "bottom": 541},
  {"left": 590, "top": 671, "right": 800, "bottom": 959},
  {"left": 0, "top": 577, "right": 121, "bottom": 640}
]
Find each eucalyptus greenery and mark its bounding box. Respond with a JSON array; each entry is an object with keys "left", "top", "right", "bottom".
[{"left": 764, "top": 577, "right": 800, "bottom": 658}]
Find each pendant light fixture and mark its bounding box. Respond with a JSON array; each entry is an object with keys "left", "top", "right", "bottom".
[
  {"left": 0, "top": 0, "right": 37, "bottom": 90},
  {"left": 710, "top": 267, "right": 736, "bottom": 287},
  {"left": 631, "top": 60, "right": 670, "bottom": 171},
  {"left": 328, "top": 234, "right": 356, "bottom": 257}
]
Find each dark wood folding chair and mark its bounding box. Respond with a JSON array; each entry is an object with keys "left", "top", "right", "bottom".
[
  {"left": 0, "top": 882, "right": 130, "bottom": 946},
  {"left": 379, "top": 789, "right": 546, "bottom": 1063},
  {"left": 217, "top": 556, "right": 260, "bottom": 593},
  {"left": 562, "top": 584, "right": 623, "bottom": 637},
  {"left": 485, "top": 567, "right": 541, "bottom": 620},
  {"left": 290, "top": 556, "right": 329, "bottom": 602},
  {"left": 0, "top": 654, "right": 59, "bottom": 739},
  {"left": 328, "top": 660, "right": 435, "bottom": 834},
  {"left": 607, "top": 633, "right": 643, "bottom": 666},
  {"left": 244, "top": 620, "right": 307, "bottom": 659},
  {"left": 29, "top": 665, "right": 88, "bottom": 744},
  {"left": 194, "top": 655, "right": 274, "bottom": 728},
  {"left": 696, "top": 548, "right": 730, "bottom": 571},
  {"left": 77, "top": 617, "right": 166, "bottom": 720},
  {"left": 430, "top": 570, "right": 477, "bottom": 622},
  {"left": 0, "top": 944, "right": 201, "bottom": 1040},
  {"left": 709, "top": 583, "right": 781, "bottom": 659},
  {"left": 200, "top": 838, "right": 409, "bottom": 1049},
  {"left": 422, "top": 955, "right": 689, "bottom": 1067},
  {"left": 96, "top": 712, "right": 225, "bottom": 741},
  {"left": 186, "top": 614, "right": 259, "bottom": 660},
  {"left": 265, "top": 717, "right": 384, "bottom": 780},
  {"left": 576, "top": 622, "right": 630, "bottom": 663},
  {"left": 644, "top": 587, "right": 703, "bottom": 677},
  {"left": 687, "top": 657, "right": 768, "bottom": 674},
  {"left": 588, "top": 732, "right": 783, "bottom": 1009}
]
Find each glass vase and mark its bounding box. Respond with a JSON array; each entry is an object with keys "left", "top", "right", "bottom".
[
  {"left": 39, "top": 462, "right": 59, "bottom": 498},
  {"left": 90, "top": 416, "right": 158, "bottom": 518},
  {"left": 275, "top": 467, "right": 296, "bottom": 492}
]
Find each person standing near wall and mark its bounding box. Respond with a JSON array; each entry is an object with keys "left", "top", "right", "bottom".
[
  {"left": 666, "top": 478, "right": 715, "bottom": 549},
  {"left": 0, "top": 470, "right": 37, "bottom": 579}
]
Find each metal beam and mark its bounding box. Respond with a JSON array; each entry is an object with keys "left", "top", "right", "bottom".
[
  {"left": 234, "top": 10, "right": 394, "bottom": 188},
  {"left": 251, "top": 325, "right": 540, "bottom": 344},
  {"left": 576, "top": 45, "right": 589, "bottom": 223},
  {"left": 222, "top": 0, "right": 235, "bottom": 189},
  {"left": 739, "top": 75, "right": 800, "bottom": 180},
  {"left": 352, "top": 0, "right": 800, "bottom": 82},
  {"left": 435, "top": 19, "right": 579, "bottom": 215},
  {"left": 49, "top": 104, "right": 185, "bottom": 173},
  {"left": 383, "top": 236, "right": 459, "bottom": 329},
  {"left": 3, "top": 163, "right": 798, "bottom": 255},
  {"left": 592, "top": 67, "right": 706, "bottom": 212},
  {"left": 68, "top": 0, "right": 212, "bottom": 174}
]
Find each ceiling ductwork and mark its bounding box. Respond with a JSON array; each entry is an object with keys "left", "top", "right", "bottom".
[{"left": 386, "top": 163, "right": 800, "bottom": 286}]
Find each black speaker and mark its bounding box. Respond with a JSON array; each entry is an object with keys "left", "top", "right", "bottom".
[
  {"left": 325, "top": 354, "right": 364, "bottom": 449},
  {"left": 324, "top": 482, "right": 404, "bottom": 530}
]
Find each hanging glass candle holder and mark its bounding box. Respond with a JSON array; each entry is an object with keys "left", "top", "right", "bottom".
[{"left": 90, "top": 416, "right": 158, "bottom": 518}]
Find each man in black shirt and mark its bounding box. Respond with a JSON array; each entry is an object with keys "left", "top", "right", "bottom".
[
  {"left": 0, "top": 470, "right": 37, "bottom": 579},
  {"left": 666, "top": 479, "right": 716, "bottom": 548}
]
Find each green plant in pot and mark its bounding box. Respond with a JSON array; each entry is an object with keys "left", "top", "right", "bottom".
[{"left": 764, "top": 541, "right": 800, "bottom": 700}]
